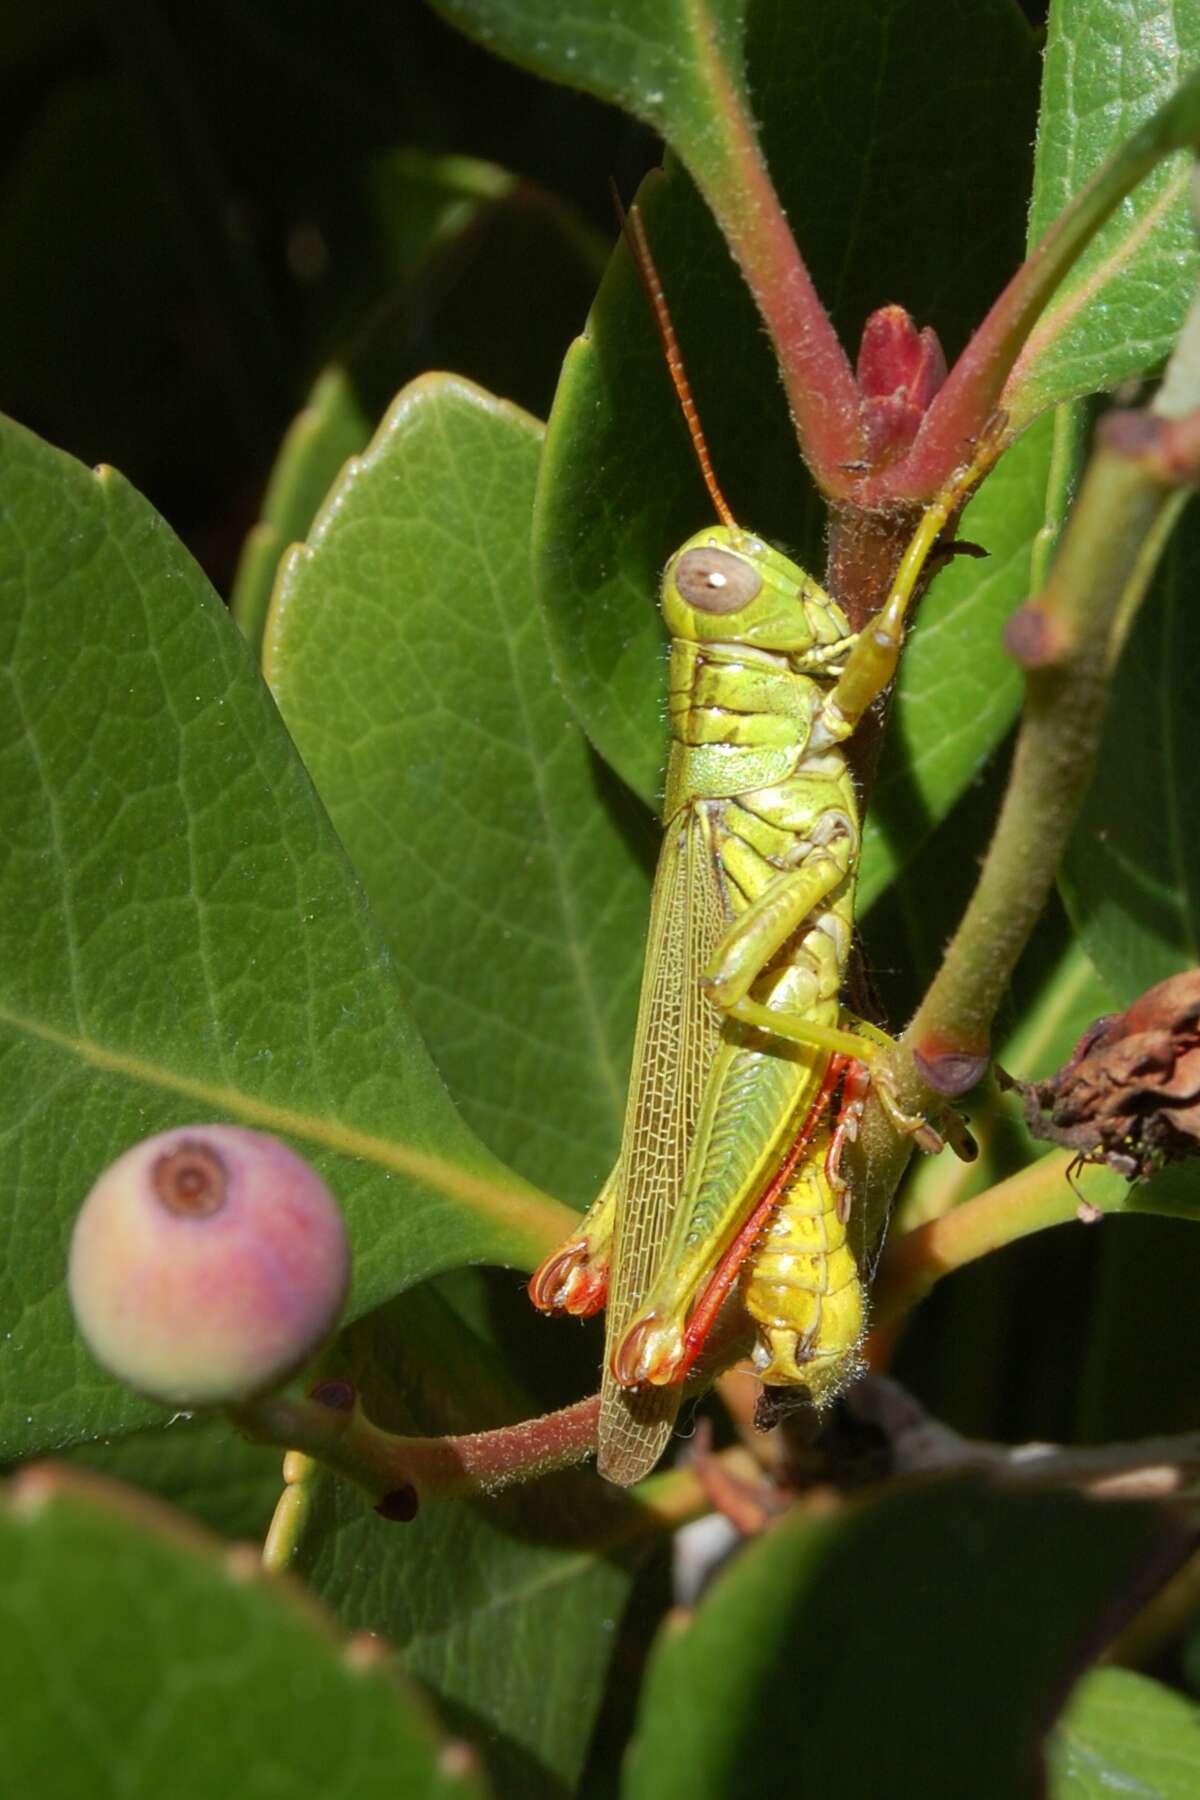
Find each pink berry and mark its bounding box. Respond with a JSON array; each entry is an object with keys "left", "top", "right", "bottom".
[{"left": 68, "top": 1126, "right": 350, "bottom": 1406}]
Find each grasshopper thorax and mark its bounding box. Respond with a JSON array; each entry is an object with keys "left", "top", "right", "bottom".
[{"left": 661, "top": 527, "right": 849, "bottom": 658}]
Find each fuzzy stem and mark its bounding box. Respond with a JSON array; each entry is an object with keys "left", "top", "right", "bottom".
[
  {"left": 899, "top": 432, "right": 1181, "bottom": 1102},
  {"left": 240, "top": 1383, "right": 767, "bottom": 1527},
  {"left": 231, "top": 1389, "right": 600, "bottom": 1517},
  {"left": 686, "top": 73, "right": 862, "bottom": 492}
]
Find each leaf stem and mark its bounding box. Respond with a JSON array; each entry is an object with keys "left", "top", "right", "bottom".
[
  {"left": 239, "top": 1382, "right": 779, "bottom": 1527},
  {"left": 231, "top": 1388, "right": 600, "bottom": 1516},
  {"left": 1108, "top": 1543, "right": 1200, "bottom": 1666},
  {"left": 847, "top": 1375, "right": 1200, "bottom": 1502},
  {"left": 900, "top": 428, "right": 1183, "bottom": 1099},
  {"left": 685, "top": 67, "right": 862, "bottom": 492}
]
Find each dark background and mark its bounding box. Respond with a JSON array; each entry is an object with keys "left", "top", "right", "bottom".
[
  {"left": 2, "top": 1, "right": 1053, "bottom": 590},
  {"left": 0, "top": 2, "right": 660, "bottom": 587}
]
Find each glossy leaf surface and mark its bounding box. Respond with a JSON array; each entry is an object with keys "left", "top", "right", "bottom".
[
  {"left": 232, "top": 367, "right": 371, "bottom": 655},
  {"left": 626, "top": 1483, "right": 1171, "bottom": 1800},
  {"left": 1010, "top": 0, "right": 1200, "bottom": 426},
  {"left": 463, "top": 0, "right": 1200, "bottom": 916},
  {"left": 1049, "top": 1667, "right": 1200, "bottom": 1798},
  {"left": 0, "top": 1467, "right": 486, "bottom": 1800},
  {"left": 232, "top": 150, "right": 607, "bottom": 658},
  {"left": 61, "top": 1415, "right": 286, "bottom": 1542},
  {"left": 294, "top": 1280, "right": 641, "bottom": 1796},
  {"left": 265, "top": 374, "right": 650, "bottom": 1206},
  {"left": 428, "top": 0, "right": 750, "bottom": 180},
  {"left": 0, "top": 412, "right": 569, "bottom": 1460}
]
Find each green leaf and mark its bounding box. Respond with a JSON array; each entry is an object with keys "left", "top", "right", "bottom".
[
  {"left": 427, "top": 0, "right": 750, "bottom": 184},
  {"left": 231, "top": 367, "right": 372, "bottom": 655},
  {"left": 625, "top": 1482, "right": 1170, "bottom": 1800},
  {"left": 534, "top": 0, "right": 1042, "bottom": 864},
  {"left": 1060, "top": 500, "right": 1200, "bottom": 999},
  {"left": 329, "top": 149, "right": 527, "bottom": 314},
  {"left": 0, "top": 1465, "right": 488, "bottom": 1799},
  {"left": 0, "top": 412, "right": 572, "bottom": 1462},
  {"left": 1012, "top": 0, "right": 1200, "bottom": 425},
  {"left": 1049, "top": 1667, "right": 1200, "bottom": 1799},
  {"left": 293, "top": 1281, "right": 642, "bottom": 1796},
  {"left": 61, "top": 1415, "right": 286, "bottom": 1542},
  {"left": 265, "top": 375, "right": 651, "bottom": 1205}
]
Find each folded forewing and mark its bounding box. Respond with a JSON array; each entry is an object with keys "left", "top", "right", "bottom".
[{"left": 598, "top": 805, "right": 729, "bottom": 1484}]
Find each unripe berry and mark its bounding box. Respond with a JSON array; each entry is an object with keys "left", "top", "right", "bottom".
[{"left": 68, "top": 1126, "right": 350, "bottom": 1406}]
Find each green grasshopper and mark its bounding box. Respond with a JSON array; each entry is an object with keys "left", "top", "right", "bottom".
[{"left": 531, "top": 206, "right": 976, "bottom": 1484}]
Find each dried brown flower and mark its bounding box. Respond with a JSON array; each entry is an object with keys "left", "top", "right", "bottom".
[{"left": 998, "top": 970, "right": 1200, "bottom": 1180}]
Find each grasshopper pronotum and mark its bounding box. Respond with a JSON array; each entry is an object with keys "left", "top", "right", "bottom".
[{"left": 530, "top": 205, "right": 975, "bottom": 1485}]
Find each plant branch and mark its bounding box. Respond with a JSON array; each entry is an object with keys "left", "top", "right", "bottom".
[
  {"left": 689, "top": 85, "right": 863, "bottom": 493},
  {"left": 240, "top": 1379, "right": 776, "bottom": 1532},
  {"left": 231, "top": 1386, "right": 600, "bottom": 1517},
  {"left": 898, "top": 423, "right": 1187, "bottom": 1104},
  {"left": 846, "top": 1374, "right": 1200, "bottom": 1502},
  {"left": 877, "top": 69, "right": 1200, "bottom": 501}
]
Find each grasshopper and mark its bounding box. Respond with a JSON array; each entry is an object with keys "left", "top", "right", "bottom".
[{"left": 531, "top": 206, "right": 976, "bottom": 1484}]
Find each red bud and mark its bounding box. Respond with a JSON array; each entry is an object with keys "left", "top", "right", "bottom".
[{"left": 856, "top": 306, "right": 947, "bottom": 463}]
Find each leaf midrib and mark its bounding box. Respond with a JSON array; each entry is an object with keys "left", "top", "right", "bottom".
[{"left": 0, "top": 1002, "right": 571, "bottom": 1243}]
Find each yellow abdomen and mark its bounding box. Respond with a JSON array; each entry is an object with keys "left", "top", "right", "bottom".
[{"left": 744, "top": 1132, "right": 865, "bottom": 1406}]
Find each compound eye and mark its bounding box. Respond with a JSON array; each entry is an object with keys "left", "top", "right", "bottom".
[{"left": 673, "top": 546, "right": 762, "bottom": 614}]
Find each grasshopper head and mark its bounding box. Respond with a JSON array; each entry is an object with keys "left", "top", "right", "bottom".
[{"left": 661, "top": 527, "right": 848, "bottom": 656}]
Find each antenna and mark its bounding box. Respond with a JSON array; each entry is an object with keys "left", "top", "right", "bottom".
[{"left": 611, "top": 184, "right": 738, "bottom": 531}]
